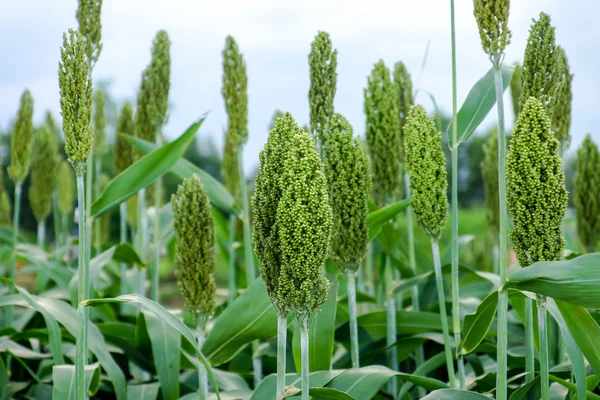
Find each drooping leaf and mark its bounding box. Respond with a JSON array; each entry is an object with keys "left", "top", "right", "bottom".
[
  {"left": 462, "top": 290, "right": 498, "bottom": 354},
  {"left": 423, "top": 389, "right": 493, "bottom": 399},
  {"left": 92, "top": 118, "right": 205, "bottom": 217},
  {"left": 112, "top": 243, "right": 144, "bottom": 267}
]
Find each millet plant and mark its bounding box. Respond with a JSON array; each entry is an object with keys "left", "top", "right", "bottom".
[
  {"left": 574, "top": 135, "right": 600, "bottom": 253},
  {"left": 57, "top": 159, "right": 76, "bottom": 247},
  {"left": 0, "top": 156, "right": 11, "bottom": 226}
]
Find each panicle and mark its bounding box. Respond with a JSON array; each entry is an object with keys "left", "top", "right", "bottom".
[
  {"left": 8, "top": 90, "right": 35, "bottom": 183},
  {"left": 57, "top": 159, "right": 76, "bottom": 217},
  {"left": 29, "top": 125, "right": 59, "bottom": 223},
  {"left": 473, "top": 0, "right": 512, "bottom": 63},
  {"left": 114, "top": 102, "right": 135, "bottom": 176},
  {"left": 393, "top": 61, "right": 414, "bottom": 162},
  {"left": 552, "top": 47, "right": 573, "bottom": 148},
  {"left": 94, "top": 89, "right": 106, "bottom": 154},
  {"left": 76, "top": 0, "right": 103, "bottom": 66},
  {"left": 574, "top": 134, "right": 600, "bottom": 252}
]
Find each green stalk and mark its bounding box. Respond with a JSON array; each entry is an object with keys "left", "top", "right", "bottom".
[
  {"left": 365, "top": 242, "right": 374, "bottom": 297},
  {"left": 52, "top": 191, "right": 60, "bottom": 249},
  {"left": 300, "top": 319, "right": 310, "bottom": 400},
  {"left": 227, "top": 215, "right": 237, "bottom": 304},
  {"left": 538, "top": 295, "right": 549, "bottom": 400},
  {"left": 94, "top": 158, "right": 101, "bottom": 252},
  {"left": 119, "top": 202, "right": 128, "bottom": 296},
  {"left": 449, "top": 0, "right": 465, "bottom": 388},
  {"left": 431, "top": 239, "right": 456, "bottom": 387},
  {"left": 386, "top": 258, "right": 398, "bottom": 398},
  {"left": 197, "top": 321, "right": 208, "bottom": 400},
  {"left": 75, "top": 174, "right": 88, "bottom": 400},
  {"left": 277, "top": 314, "right": 287, "bottom": 398},
  {"left": 137, "top": 188, "right": 147, "bottom": 300},
  {"left": 493, "top": 60, "right": 509, "bottom": 400},
  {"left": 151, "top": 133, "right": 163, "bottom": 303},
  {"left": 61, "top": 214, "right": 68, "bottom": 248},
  {"left": 6, "top": 182, "right": 22, "bottom": 325},
  {"left": 37, "top": 219, "right": 47, "bottom": 291},
  {"left": 346, "top": 269, "right": 360, "bottom": 369},
  {"left": 86, "top": 151, "right": 93, "bottom": 259}
]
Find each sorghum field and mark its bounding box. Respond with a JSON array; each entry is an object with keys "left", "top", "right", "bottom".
[{"left": 1, "top": 1, "right": 600, "bottom": 399}]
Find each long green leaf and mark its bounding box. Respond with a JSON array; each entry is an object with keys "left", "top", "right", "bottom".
[
  {"left": 52, "top": 364, "right": 100, "bottom": 400},
  {"left": 448, "top": 64, "right": 515, "bottom": 148},
  {"left": 462, "top": 290, "right": 498, "bottom": 354},
  {"left": 125, "top": 132, "right": 238, "bottom": 215},
  {"left": 0, "top": 338, "right": 49, "bottom": 359},
  {"left": 423, "top": 389, "right": 493, "bottom": 399},
  {"left": 92, "top": 118, "right": 205, "bottom": 217},
  {"left": 251, "top": 370, "right": 344, "bottom": 400},
  {"left": 367, "top": 199, "right": 410, "bottom": 241},
  {"left": 202, "top": 278, "right": 277, "bottom": 366},
  {"left": 82, "top": 294, "right": 221, "bottom": 400},
  {"left": 127, "top": 383, "right": 160, "bottom": 400},
  {"left": 507, "top": 254, "right": 600, "bottom": 308},
  {"left": 144, "top": 310, "right": 181, "bottom": 400}
]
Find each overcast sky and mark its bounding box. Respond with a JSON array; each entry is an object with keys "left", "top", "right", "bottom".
[{"left": 1, "top": 0, "right": 597, "bottom": 170}]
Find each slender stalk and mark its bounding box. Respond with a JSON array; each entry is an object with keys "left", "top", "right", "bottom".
[
  {"left": 238, "top": 151, "right": 255, "bottom": 284},
  {"left": 137, "top": 188, "right": 147, "bottom": 301},
  {"left": 385, "top": 258, "right": 398, "bottom": 398},
  {"left": 62, "top": 214, "right": 68, "bottom": 248},
  {"left": 431, "top": 240, "right": 456, "bottom": 387},
  {"left": 228, "top": 215, "right": 237, "bottom": 304},
  {"left": 37, "top": 220, "right": 47, "bottom": 291},
  {"left": 538, "top": 295, "right": 549, "bottom": 400},
  {"left": 300, "top": 319, "right": 310, "bottom": 400},
  {"left": 493, "top": 60, "right": 509, "bottom": 400},
  {"left": 365, "top": 242, "right": 374, "bottom": 297},
  {"left": 277, "top": 314, "right": 287, "bottom": 398},
  {"left": 52, "top": 191, "right": 60, "bottom": 249},
  {"left": 525, "top": 297, "right": 535, "bottom": 383},
  {"left": 94, "top": 158, "right": 101, "bottom": 253},
  {"left": 6, "top": 182, "right": 22, "bottom": 325},
  {"left": 197, "top": 322, "right": 208, "bottom": 400},
  {"left": 151, "top": 134, "right": 163, "bottom": 303},
  {"left": 252, "top": 342, "right": 262, "bottom": 387},
  {"left": 449, "top": 0, "right": 465, "bottom": 388},
  {"left": 346, "top": 269, "right": 360, "bottom": 369},
  {"left": 493, "top": 243, "right": 499, "bottom": 275},
  {"left": 75, "top": 175, "right": 88, "bottom": 400},
  {"left": 119, "top": 202, "right": 128, "bottom": 296}
]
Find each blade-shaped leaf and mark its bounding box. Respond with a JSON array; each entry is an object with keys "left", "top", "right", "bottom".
[
  {"left": 125, "top": 132, "right": 238, "bottom": 215},
  {"left": 52, "top": 364, "right": 100, "bottom": 400},
  {"left": 113, "top": 243, "right": 144, "bottom": 267},
  {"left": 92, "top": 118, "right": 205, "bottom": 217},
  {"left": 251, "top": 370, "right": 344, "bottom": 400},
  {"left": 462, "top": 290, "right": 498, "bottom": 354},
  {"left": 367, "top": 199, "right": 410, "bottom": 241},
  {"left": 127, "top": 383, "right": 160, "bottom": 400},
  {"left": 448, "top": 64, "right": 515, "bottom": 148},
  {"left": 423, "top": 389, "right": 493, "bottom": 399}
]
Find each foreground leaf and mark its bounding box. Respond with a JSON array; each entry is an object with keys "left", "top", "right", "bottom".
[
  {"left": 367, "top": 199, "right": 410, "bottom": 241},
  {"left": 462, "top": 290, "right": 498, "bottom": 354},
  {"left": 92, "top": 118, "right": 205, "bottom": 217},
  {"left": 251, "top": 370, "right": 344, "bottom": 400},
  {"left": 52, "top": 364, "right": 100, "bottom": 400},
  {"left": 423, "top": 389, "right": 492, "bottom": 399}
]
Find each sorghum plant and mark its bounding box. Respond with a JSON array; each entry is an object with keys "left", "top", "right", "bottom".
[
  {"left": 404, "top": 104, "right": 455, "bottom": 387},
  {"left": 172, "top": 175, "right": 217, "bottom": 400},
  {"left": 552, "top": 47, "right": 573, "bottom": 151},
  {"left": 253, "top": 113, "right": 331, "bottom": 399},
  {"left": 507, "top": 97, "right": 567, "bottom": 400},
  {"left": 59, "top": 28, "right": 94, "bottom": 400},
  {"left": 323, "top": 113, "right": 370, "bottom": 369},
  {"left": 480, "top": 130, "right": 499, "bottom": 271},
  {"left": 574, "top": 135, "right": 600, "bottom": 253},
  {"left": 510, "top": 63, "right": 522, "bottom": 122},
  {"left": 0, "top": 156, "right": 11, "bottom": 226},
  {"left": 57, "top": 159, "right": 75, "bottom": 246},
  {"left": 474, "top": 0, "right": 512, "bottom": 394}
]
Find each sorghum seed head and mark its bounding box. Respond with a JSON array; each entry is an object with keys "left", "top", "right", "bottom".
[
  {"left": 552, "top": 47, "right": 573, "bottom": 148},
  {"left": 574, "top": 134, "right": 600, "bottom": 253},
  {"left": 93, "top": 89, "right": 106, "bottom": 154},
  {"left": 29, "top": 125, "right": 59, "bottom": 223},
  {"left": 114, "top": 102, "right": 135, "bottom": 176},
  {"left": 473, "top": 0, "right": 512, "bottom": 63},
  {"left": 76, "top": 0, "right": 103, "bottom": 66},
  {"left": 8, "top": 89, "right": 34, "bottom": 183},
  {"left": 57, "top": 159, "right": 76, "bottom": 217},
  {"left": 393, "top": 61, "right": 414, "bottom": 162}
]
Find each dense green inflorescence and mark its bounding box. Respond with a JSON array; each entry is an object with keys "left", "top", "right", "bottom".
[
  {"left": 59, "top": 29, "right": 93, "bottom": 176},
  {"left": 324, "top": 113, "right": 371, "bottom": 272},
  {"left": 393, "top": 61, "right": 414, "bottom": 162},
  {"left": 0, "top": 156, "right": 11, "bottom": 225},
  {"left": 507, "top": 97, "right": 567, "bottom": 267},
  {"left": 45, "top": 111, "right": 61, "bottom": 142},
  {"left": 253, "top": 113, "right": 332, "bottom": 319},
  {"left": 520, "top": 12, "right": 564, "bottom": 122},
  {"left": 221, "top": 35, "right": 248, "bottom": 201},
  {"left": 8, "top": 90, "right": 35, "bottom": 183},
  {"left": 93, "top": 89, "right": 106, "bottom": 154},
  {"left": 404, "top": 105, "right": 449, "bottom": 241},
  {"left": 57, "top": 160, "right": 75, "bottom": 217},
  {"left": 172, "top": 175, "right": 217, "bottom": 323},
  {"left": 76, "top": 0, "right": 103, "bottom": 67},
  {"left": 308, "top": 31, "right": 338, "bottom": 152},
  {"left": 574, "top": 135, "right": 600, "bottom": 253},
  {"left": 510, "top": 62, "right": 522, "bottom": 121},
  {"left": 481, "top": 129, "right": 499, "bottom": 235},
  {"left": 364, "top": 60, "right": 402, "bottom": 206},
  {"left": 552, "top": 48, "right": 573, "bottom": 148},
  {"left": 29, "top": 126, "right": 59, "bottom": 223},
  {"left": 473, "top": 0, "right": 512, "bottom": 64},
  {"left": 114, "top": 102, "right": 135, "bottom": 176}
]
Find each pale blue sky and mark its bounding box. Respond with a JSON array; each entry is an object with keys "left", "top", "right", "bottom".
[{"left": 1, "top": 0, "right": 597, "bottom": 169}]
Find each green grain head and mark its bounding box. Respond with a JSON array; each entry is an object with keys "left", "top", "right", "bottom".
[
  {"left": 0, "top": 156, "right": 12, "bottom": 225},
  {"left": 520, "top": 13, "right": 564, "bottom": 121},
  {"left": 507, "top": 97, "right": 567, "bottom": 266},
  {"left": 29, "top": 126, "right": 59, "bottom": 223},
  {"left": 114, "top": 102, "right": 135, "bottom": 176},
  {"left": 8, "top": 90, "right": 34, "bottom": 183},
  {"left": 364, "top": 60, "right": 402, "bottom": 206},
  {"left": 393, "top": 61, "right": 414, "bottom": 162},
  {"left": 253, "top": 113, "right": 331, "bottom": 319},
  {"left": 473, "top": 0, "right": 512, "bottom": 63},
  {"left": 59, "top": 29, "right": 93, "bottom": 176},
  {"left": 94, "top": 89, "right": 106, "bottom": 154},
  {"left": 76, "top": 0, "right": 103, "bottom": 66},
  {"left": 509, "top": 62, "right": 522, "bottom": 122},
  {"left": 552, "top": 47, "right": 573, "bottom": 148},
  {"left": 481, "top": 129, "right": 499, "bottom": 235},
  {"left": 45, "top": 111, "right": 61, "bottom": 142},
  {"left": 404, "top": 104, "right": 449, "bottom": 241},
  {"left": 57, "top": 160, "right": 75, "bottom": 217},
  {"left": 324, "top": 113, "right": 370, "bottom": 272},
  {"left": 308, "top": 31, "right": 338, "bottom": 151},
  {"left": 172, "top": 175, "right": 217, "bottom": 322},
  {"left": 574, "top": 134, "right": 600, "bottom": 253}
]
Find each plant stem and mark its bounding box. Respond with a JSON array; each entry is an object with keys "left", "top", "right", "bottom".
[
  {"left": 197, "top": 321, "right": 208, "bottom": 400},
  {"left": 365, "top": 242, "right": 374, "bottom": 297},
  {"left": 346, "top": 269, "right": 360, "bottom": 369},
  {"left": 449, "top": 0, "right": 465, "bottom": 389},
  {"left": 94, "top": 157, "right": 101, "bottom": 253},
  {"left": 525, "top": 297, "right": 535, "bottom": 383},
  {"left": 37, "top": 219, "right": 47, "bottom": 291},
  {"left": 75, "top": 174, "right": 88, "bottom": 400},
  {"left": 238, "top": 151, "right": 255, "bottom": 284},
  {"left": 151, "top": 135, "right": 163, "bottom": 303},
  {"left": 277, "top": 314, "right": 287, "bottom": 398},
  {"left": 300, "top": 319, "right": 310, "bottom": 400},
  {"left": 493, "top": 243, "right": 499, "bottom": 275},
  {"left": 62, "top": 214, "right": 68, "bottom": 249},
  {"left": 385, "top": 257, "right": 398, "bottom": 398},
  {"left": 52, "top": 191, "right": 60, "bottom": 249},
  {"left": 119, "top": 202, "right": 128, "bottom": 297},
  {"left": 6, "top": 182, "right": 22, "bottom": 326},
  {"left": 538, "top": 295, "right": 549, "bottom": 400},
  {"left": 493, "top": 60, "right": 509, "bottom": 400},
  {"left": 137, "top": 188, "right": 147, "bottom": 303},
  {"left": 228, "top": 215, "right": 237, "bottom": 304},
  {"left": 431, "top": 239, "right": 456, "bottom": 388}
]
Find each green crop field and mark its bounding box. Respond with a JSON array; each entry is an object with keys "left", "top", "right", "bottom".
[{"left": 1, "top": 1, "right": 600, "bottom": 399}]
